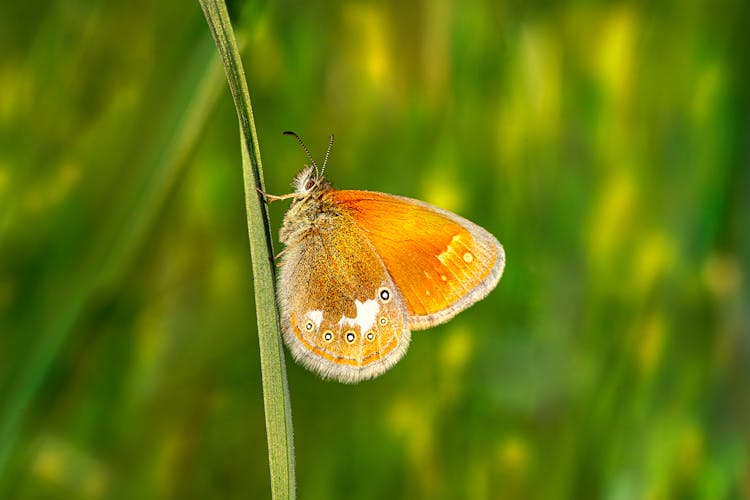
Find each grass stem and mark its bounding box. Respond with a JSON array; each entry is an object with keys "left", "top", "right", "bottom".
[{"left": 198, "top": 1, "right": 296, "bottom": 498}]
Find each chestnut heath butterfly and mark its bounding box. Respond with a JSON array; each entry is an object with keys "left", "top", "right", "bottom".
[{"left": 270, "top": 132, "right": 505, "bottom": 383}]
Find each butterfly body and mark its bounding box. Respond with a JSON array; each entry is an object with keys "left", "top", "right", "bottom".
[{"left": 276, "top": 144, "right": 505, "bottom": 384}]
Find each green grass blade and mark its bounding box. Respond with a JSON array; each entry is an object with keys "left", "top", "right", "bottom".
[{"left": 198, "top": 1, "right": 296, "bottom": 498}]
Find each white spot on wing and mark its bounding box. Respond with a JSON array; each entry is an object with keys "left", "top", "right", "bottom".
[
  {"left": 338, "top": 299, "right": 380, "bottom": 333},
  {"left": 437, "top": 235, "right": 462, "bottom": 266},
  {"left": 308, "top": 310, "right": 323, "bottom": 329}
]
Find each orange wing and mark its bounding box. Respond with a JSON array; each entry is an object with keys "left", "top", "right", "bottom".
[{"left": 330, "top": 190, "right": 505, "bottom": 329}]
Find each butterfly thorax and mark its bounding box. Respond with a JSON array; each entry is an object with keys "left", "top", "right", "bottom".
[{"left": 279, "top": 169, "right": 337, "bottom": 246}]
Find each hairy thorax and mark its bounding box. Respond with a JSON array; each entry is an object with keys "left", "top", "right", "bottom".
[{"left": 279, "top": 189, "right": 339, "bottom": 245}]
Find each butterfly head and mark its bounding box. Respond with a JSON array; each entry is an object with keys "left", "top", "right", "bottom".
[
  {"left": 285, "top": 131, "right": 334, "bottom": 199},
  {"left": 292, "top": 165, "right": 328, "bottom": 197}
]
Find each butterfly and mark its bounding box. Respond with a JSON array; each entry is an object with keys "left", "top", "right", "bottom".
[{"left": 269, "top": 132, "right": 505, "bottom": 383}]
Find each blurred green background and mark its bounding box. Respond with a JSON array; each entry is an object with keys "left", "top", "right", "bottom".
[{"left": 1, "top": 0, "right": 748, "bottom": 498}]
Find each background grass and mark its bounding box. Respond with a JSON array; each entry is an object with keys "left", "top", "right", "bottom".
[{"left": 1, "top": 0, "right": 749, "bottom": 499}]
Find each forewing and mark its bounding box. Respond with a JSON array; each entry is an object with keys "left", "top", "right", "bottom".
[{"left": 330, "top": 190, "right": 505, "bottom": 329}]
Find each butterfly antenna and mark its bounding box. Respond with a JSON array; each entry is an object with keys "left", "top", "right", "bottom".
[
  {"left": 283, "top": 131, "right": 318, "bottom": 174},
  {"left": 321, "top": 133, "right": 334, "bottom": 176}
]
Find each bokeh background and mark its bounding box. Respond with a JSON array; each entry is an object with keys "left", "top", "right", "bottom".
[{"left": 1, "top": 0, "right": 748, "bottom": 498}]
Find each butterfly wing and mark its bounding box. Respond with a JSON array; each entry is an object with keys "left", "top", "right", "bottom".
[
  {"left": 277, "top": 214, "right": 411, "bottom": 383},
  {"left": 329, "top": 190, "right": 505, "bottom": 329}
]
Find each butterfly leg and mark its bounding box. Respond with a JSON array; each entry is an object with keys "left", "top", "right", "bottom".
[
  {"left": 257, "top": 188, "right": 296, "bottom": 204},
  {"left": 273, "top": 247, "right": 287, "bottom": 265}
]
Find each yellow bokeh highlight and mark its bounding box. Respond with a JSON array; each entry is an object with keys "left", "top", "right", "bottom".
[
  {"left": 520, "top": 25, "right": 561, "bottom": 139},
  {"left": 598, "top": 7, "right": 636, "bottom": 105},
  {"left": 343, "top": 5, "right": 391, "bottom": 89},
  {"left": 0, "top": 62, "right": 30, "bottom": 124},
  {"left": 632, "top": 230, "right": 675, "bottom": 296},
  {"left": 129, "top": 305, "right": 171, "bottom": 404},
  {"left": 497, "top": 435, "right": 529, "bottom": 474},
  {"left": 31, "top": 436, "right": 109, "bottom": 498},
  {"left": 440, "top": 326, "right": 473, "bottom": 373},
  {"left": 588, "top": 170, "right": 635, "bottom": 265},
  {"left": 32, "top": 440, "right": 65, "bottom": 484},
  {"left": 387, "top": 398, "right": 439, "bottom": 496},
  {"left": 421, "top": 165, "right": 464, "bottom": 214},
  {"left": 677, "top": 423, "right": 704, "bottom": 480},
  {"left": 636, "top": 313, "right": 666, "bottom": 375},
  {"left": 388, "top": 399, "right": 434, "bottom": 463}
]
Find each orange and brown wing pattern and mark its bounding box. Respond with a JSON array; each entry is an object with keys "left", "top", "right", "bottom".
[
  {"left": 330, "top": 190, "right": 505, "bottom": 329},
  {"left": 277, "top": 214, "right": 411, "bottom": 383}
]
